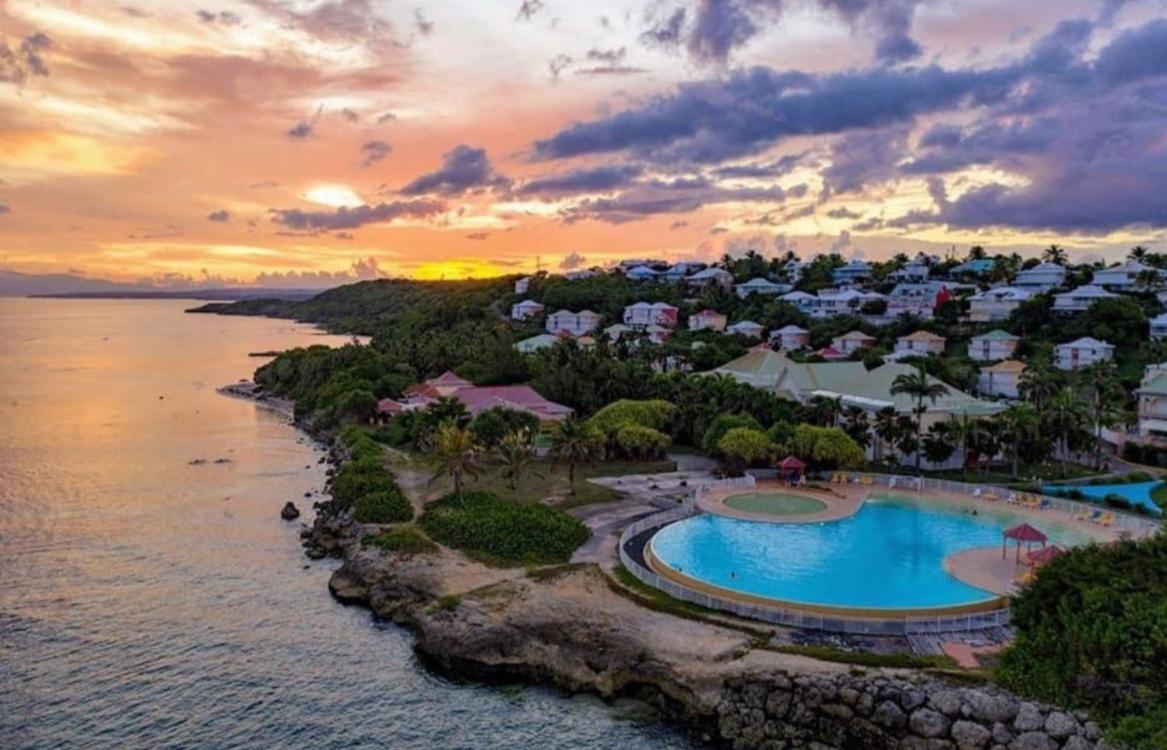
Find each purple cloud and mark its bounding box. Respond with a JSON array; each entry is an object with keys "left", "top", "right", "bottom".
[
  {"left": 359, "top": 140, "right": 392, "bottom": 167},
  {"left": 400, "top": 145, "right": 511, "bottom": 196},
  {"left": 270, "top": 199, "right": 445, "bottom": 230},
  {"left": 517, "top": 164, "right": 644, "bottom": 196}
]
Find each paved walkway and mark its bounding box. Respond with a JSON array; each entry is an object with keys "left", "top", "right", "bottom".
[{"left": 570, "top": 498, "right": 660, "bottom": 567}]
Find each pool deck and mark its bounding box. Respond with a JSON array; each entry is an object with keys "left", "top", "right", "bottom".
[{"left": 696, "top": 482, "right": 864, "bottom": 523}]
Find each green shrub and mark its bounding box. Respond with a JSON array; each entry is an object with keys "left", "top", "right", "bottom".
[
  {"left": 353, "top": 488, "right": 413, "bottom": 523},
  {"left": 419, "top": 491, "right": 589, "bottom": 566},
  {"left": 702, "top": 413, "right": 763, "bottom": 454},
  {"left": 588, "top": 399, "right": 677, "bottom": 437},
  {"left": 331, "top": 458, "right": 413, "bottom": 522},
  {"left": 615, "top": 425, "right": 671, "bottom": 459},
  {"left": 717, "top": 427, "right": 773, "bottom": 471},
  {"left": 361, "top": 526, "right": 437, "bottom": 555},
  {"left": 468, "top": 406, "right": 541, "bottom": 448},
  {"left": 790, "top": 424, "right": 866, "bottom": 470}
]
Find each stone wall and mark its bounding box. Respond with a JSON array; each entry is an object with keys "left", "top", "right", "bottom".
[{"left": 716, "top": 673, "right": 1106, "bottom": 750}]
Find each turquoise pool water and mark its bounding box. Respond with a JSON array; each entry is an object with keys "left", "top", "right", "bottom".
[
  {"left": 1042, "top": 481, "right": 1163, "bottom": 515},
  {"left": 650, "top": 495, "right": 1088, "bottom": 611}
]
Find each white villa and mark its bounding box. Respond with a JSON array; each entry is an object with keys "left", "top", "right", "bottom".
[
  {"left": 779, "top": 291, "right": 818, "bottom": 315},
  {"left": 623, "top": 301, "right": 679, "bottom": 328},
  {"left": 689, "top": 309, "right": 728, "bottom": 332},
  {"left": 968, "top": 330, "right": 1020, "bottom": 362},
  {"left": 565, "top": 269, "right": 597, "bottom": 280},
  {"left": 894, "top": 330, "right": 946, "bottom": 356},
  {"left": 514, "top": 276, "right": 531, "bottom": 294},
  {"left": 1093, "top": 260, "right": 1164, "bottom": 291},
  {"left": 625, "top": 265, "right": 661, "bottom": 282},
  {"left": 510, "top": 299, "right": 545, "bottom": 321},
  {"left": 979, "top": 360, "right": 1026, "bottom": 399},
  {"left": 660, "top": 262, "right": 706, "bottom": 283},
  {"left": 770, "top": 324, "right": 810, "bottom": 351},
  {"left": 514, "top": 334, "right": 558, "bottom": 353},
  {"left": 832, "top": 259, "right": 872, "bottom": 285},
  {"left": 831, "top": 330, "right": 877, "bottom": 355},
  {"left": 1152, "top": 312, "right": 1167, "bottom": 341},
  {"left": 545, "top": 309, "right": 602, "bottom": 337},
  {"left": 784, "top": 259, "right": 806, "bottom": 284},
  {"left": 603, "top": 323, "right": 633, "bottom": 342},
  {"left": 888, "top": 259, "right": 931, "bottom": 283},
  {"left": 643, "top": 324, "right": 672, "bottom": 344},
  {"left": 886, "top": 282, "right": 951, "bottom": 320},
  {"left": 726, "top": 320, "right": 765, "bottom": 339},
  {"left": 1054, "top": 337, "right": 1114, "bottom": 371},
  {"left": 812, "top": 289, "right": 886, "bottom": 319},
  {"left": 736, "top": 277, "right": 791, "bottom": 299},
  {"left": 1014, "top": 262, "right": 1067, "bottom": 291},
  {"left": 686, "top": 267, "right": 735, "bottom": 290},
  {"left": 1053, "top": 284, "right": 1117, "bottom": 313},
  {"left": 1137, "top": 362, "right": 1167, "bottom": 438},
  {"left": 968, "top": 287, "right": 1031, "bottom": 322}
]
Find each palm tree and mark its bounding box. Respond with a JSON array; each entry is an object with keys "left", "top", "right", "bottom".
[
  {"left": 1129, "top": 245, "right": 1149, "bottom": 262},
  {"left": 842, "top": 406, "right": 870, "bottom": 450},
  {"left": 549, "top": 414, "right": 604, "bottom": 495},
  {"left": 968, "top": 245, "right": 988, "bottom": 261},
  {"left": 873, "top": 406, "right": 899, "bottom": 462},
  {"left": 1079, "top": 362, "right": 1124, "bottom": 470},
  {"left": 1019, "top": 362, "right": 1062, "bottom": 412},
  {"left": 496, "top": 429, "right": 538, "bottom": 491},
  {"left": 1042, "top": 244, "right": 1068, "bottom": 265},
  {"left": 1135, "top": 268, "right": 1163, "bottom": 291},
  {"left": 890, "top": 363, "right": 950, "bottom": 473},
  {"left": 996, "top": 403, "right": 1039, "bottom": 479},
  {"left": 946, "top": 413, "right": 974, "bottom": 480},
  {"left": 1044, "top": 388, "right": 1088, "bottom": 478},
  {"left": 427, "top": 423, "right": 482, "bottom": 502}
]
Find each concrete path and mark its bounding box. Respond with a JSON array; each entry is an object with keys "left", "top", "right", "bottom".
[{"left": 569, "top": 498, "right": 660, "bottom": 567}]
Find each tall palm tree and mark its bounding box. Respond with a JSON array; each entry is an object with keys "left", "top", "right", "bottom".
[
  {"left": 427, "top": 423, "right": 482, "bottom": 502},
  {"left": 1080, "top": 362, "right": 1124, "bottom": 469},
  {"left": 873, "top": 406, "right": 899, "bottom": 462},
  {"left": 1044, "top": 388, "right": 1088, "bottom": 478},
  {"left": 1129, "top": 245, "right": 1149, "bottom": 262},
  {"left": 842, "top": 406, "right": 870, "bottom": 449},
  {"left": 946, "top": 413, "right": 974, "bottom": 481},
  {"left": 890, "top": 363, "right": 950, "bottom": 473},
  {"left": 996, "top": 403, "right": 1039, "bottom": 479},
  {"left": 967, "top": 245, "right": 988, "bottom": 261},
  {"left": 1019, "top": 362, "right": 1062, "bottom": 412},
  {"left": 549, "top": 414, "right": 604, "bottom": 495},
  {"left": 1042, "top": 244, "right": 1068, "bottom": 265},
  {"left": 496, "top": 429, "right": 538, "bottom": 491}
]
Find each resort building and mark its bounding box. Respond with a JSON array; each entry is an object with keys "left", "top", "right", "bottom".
[
  {"left": 1151, "top": 312, "right": 1167, "bottom": 341},
  {"left": 514, "top": 276, "right": 531, "bottom": 294},
  {"left": 685, "top": 267, "right": 735, "bottom": 291},
  {"left": 812, "top": 289, "right": 886, "bottom": 319},
  {"left": 689, "top": 309, "right": 728, "bottom": 332},
  {"left": 770, "top": 324, "right": 810, "bottom": 351},
  {"left": 948, "top": 259, "right": 995, "bottom": 278},
  {"left": 831, "top": 330, "right": 877, "bottom": 355},
  {"left": 726, "top": 320, "right": 765, "bottom": 339},
  {"left": 894, "top": 330, "right": 946, "bottom": 356},
  {"left": 888, "top": 259, "right": 931, "bottom": 283},
  {"left": 510, "top": 299, "right": 545, "bottom": 321},
  {"left": 968, "top": 330, "right": 1020, "bottom": 362},
  {"left": 815, "top": 346, "right": 849, "bottom": 361},
  {"left": 603, "top": 324, "right": 633, "bottom": 342},
  {"left": 978, "top": 360, "right": 1026, "bottom": 399},
  {"left": 1052, "top": 284, "right": 1117, "bottom": 313},
  {"left": 784, "top": 259, "right": 806, "bottom": 284},
  {"left": 779, "top": 291, "right": 818, "bottom": 315},
  {"left": 735, "top": 277, "right": 791, "bottom": 299},
  {"left": 659, "top": 262, "right": 706, "bottom": 283},
  {"left": 1092, "top": 260, "right": 1164, "bottom": 291},
  {"left": 545, "top": 309, "right": 602, "bottom": 337},
  {"left": 832, "top": 259, "right": 872, "bottom": 285},
  {"left": 1054, "top": 337, "right": 1115, "bottom": 371},
  {"left": 968, "top": 287, "right": 1031, "bottom": 322},
  {"left": 643, "top": 324, "right": 673, "bottom": 344},
  {"left": 1014, "top": 262, "right": 1067, "bottom": 291},
  {"left": 514, "top": 334, "right": 559, "bottom": 353},
  {"left": 454, "top": 385, "right": 573, "bottom": 422},
  {"left": 623, "top": 301, "right": 679, "bottom": 328},
  {"left": 625, "top": 265, "right": 661, "bottom": 282},
  {"left": 886, "top": 282, "right": 952, "bottom": 320},
  {"left": 564, "top": 269, "right": 597, "bottom": 281},
  {"left": 423, "top": 371, "right": 474, "bottom": 396},
  {"left": 1136, "top": 362, "right": 1167, "bottom": 438}
]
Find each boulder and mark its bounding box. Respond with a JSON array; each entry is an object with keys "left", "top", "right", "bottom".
[
  {"left": 951, "top": 720, "right": 992, "bottom": 750},
  {"left": 1008, "top": 732, "right": 1056, "bottom": 750},
  {"left": 1012, "top": 704, "right": 1045, "bottom": 732},
  {"left": 873, "top": 700, "right": 907, "bottom": 730},
  {"left": 910, "top": 708, "right": 952, "bottom": 739},
  {"left": 280, "top": 501, "right": 301, "bottom": 520},
  {"left": 1043, "top": 711, "right": 1077, "bottom": 740}
]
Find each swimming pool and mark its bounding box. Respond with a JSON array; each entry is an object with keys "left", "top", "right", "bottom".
[
  {"left": 1042, "top": 481, "right": 1164, "bottom": 515},
  {"left": 649, "top": 495, "right": 1089, "bottom": 612}
]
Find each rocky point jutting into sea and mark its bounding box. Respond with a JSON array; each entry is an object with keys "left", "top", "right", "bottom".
[{"left": 283, "top": 399, "right": 1110, "bottom": 750}]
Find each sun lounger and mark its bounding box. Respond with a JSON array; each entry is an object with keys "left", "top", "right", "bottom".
[
  {"left": 971, "top": 487, "right": 982, "bottom": 498},
  {"left": 1100, "top": 513, "right": 1115, "bottom": 527}
]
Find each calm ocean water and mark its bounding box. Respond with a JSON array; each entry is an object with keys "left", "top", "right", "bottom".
[{"left": 0, "top": 298, "right": 691, "bottom": 750}]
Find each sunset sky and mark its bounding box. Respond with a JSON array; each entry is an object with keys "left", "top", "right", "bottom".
[{"left": 2, "top": 0, "right": 1166, "bottom": 287}]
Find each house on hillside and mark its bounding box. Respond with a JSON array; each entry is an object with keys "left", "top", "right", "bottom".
[
  {"left": 832, "top": 259, "right": 872, "bottom": 285},
  {"left": 1054, "top": 337, "right": 1114, "bottom": 371},
  {"left": 888, "top": 259, "right": 931, "bottom": 283},
  {"left": 1014, "top": 262, "right": 1067, "bottom": 291},
  {"left": 514, "top": 276, "right": 531, "bottom": 294},
  {"left": 1151, "top": 312, "right": 1167, "bottom": 341},
  {"left": 623, "top": 301, "right": 678, "bottom": 328},
  {"left": 603, "top": 324, "right": 633, "bottom": 342},
  {"left": 895, "top": 330, "right": 946, "bottom": 356},
  {"left": 979, "top": 360, "right": 1026, "bottom": 398},
  {"left": 1093, "top": 260, "right": 1164, "bottom": 291},
  {"left": 685, "top": 267, "right": 735, "bottom": 291},
  {"left": 545, "top": 309, "right": 602, "bottom": 337},
  {"left": 814, "top": 289, "right": 886, "bottom": 319},
  {"left": 643, "top": 324, "right": 673, "bottom": 344},
  {"left": 770, "top": 324, "right": 810, "bottom": 351},
  {"left": 1137, "top": 362, "right": 1167, "bottom": 438},
  {"left": 689, "top": 309, "right": 728, "bottom": 332},
  {"left": 510, "top": 299, "right": 545, "bottom": 321},
  {"left": 968, "top": 287, "right": 1030, "bottom": 322},
  {"left": 425, "top": 371, "right": 474, "bottom": 396},
  {"left": 625, "top": 265, "right": 661, "bottom": 282},
  {"left": 886, "top": 282, "right": 952, "bottom": 320},
  {"left": 726, "top": 320, "right": 765, "bottom": 339},
  {"left": 1053, "top": 284, "right": 1116, "bottom": 313},
  {"left": 831, "top": 330, "right": 877, "bottom": 355},
  {"left": 949, "top": 259, "right": 995, "bottom": 278},
  {"left": 514, "top": 334, "right": 559, "bottom": 353},
  {"left": 784, "top": 259, "right": 806, "bottom": 284},
  {"left": 564, "top": 269, "right": 597, "bottom": 280},
  {"left": 779, "top": 291, "right": 818, "bottom": 315},
  {"left": 736, "top": 277, "right": 791, "bottom": 299},
  {"left": 660, "top": 262, "right": 707, "bottom": 283},
  {"left": 968, "top": 330, "right": 1020, "bottom": 362}
]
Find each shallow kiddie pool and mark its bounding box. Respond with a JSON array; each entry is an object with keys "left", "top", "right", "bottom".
[
  {"left": 1042, "top": 481, "right": 1164, "bottom": 516},
  {"left": 650, "top": 494, "right": 1089, "bottom": 613},
  {"left": 723, "top": 491, "right": 828, "bottom": 517}
]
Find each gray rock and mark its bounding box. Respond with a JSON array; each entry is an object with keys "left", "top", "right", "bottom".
[
  {"left": 1084, "top": 722, "right": 1102, "bottom": 741},
  {"left": 742, "top": 682, "right": 768, "bottom": 709},
  {"left": 968, "top": 693, "right": 1020, "bottom": 724},
  {"left": 931, "top": 690, "right": 963, "bottom": 717},
  {"left": 1043, "top": 711, "right": 1077, "bottom": 740},
  {"left": 873, "top": 700, "right": 907, "bottom": 730},
  {"left": 992, "top": 722, "right": 1013, "bottom": 745},
  {"left": 855, "top": 692, "right": 875, "bottom": 717},
  {"left": 1012, "top": 704, "right": 1045, "bottom": 732},
  {"left": 1062, "top": 737, "right": 1093, "bottom": 750},
  {"left": 820, "top": 703, "right": 853, "bottom": 721},
  {"left": 1008, "top": 732, "right": 1056, "bottom": 750},
  {"left": 951, "top": 720, "right": 992, "bottom": 750},
  {"left": 910, "top": 708, "right": 952, "bottom": 739},
  {"left": 903, "top": 690, "right": 928, "bottom": 711},
  {"left": 764, "top": 689, "right": 791, "bottom": 719},
  {"left": 838, "top": 687, "right": 860, "bottom": 706}
]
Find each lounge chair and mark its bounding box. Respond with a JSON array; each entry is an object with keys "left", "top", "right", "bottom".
[
  {"left": 1087, "top": 509, "right": 1102, "bottom": 523},
  {"left": 985, "top": 490, "right": 1000, "bottom": 501},
  {"left": 1074, "top": 508, "right": 1090, "bottom": 521},
  {"left": 1006, "top": 492, "right": 1017, "bottom": 504},
  {"left": 972, "top": 487, "right": 983, "bottom": 498},
  {"left": 1038, "top": 498, "right": 1051, "bottom": 511},
  {"left": 1100, "top": 513, "right": 1115, "bottom": 527}
]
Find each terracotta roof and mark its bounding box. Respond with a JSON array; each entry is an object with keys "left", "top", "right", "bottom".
[
  {"left": 451, "top": 385, "right": 573, "bottom": 421},
  {"left": 427, "top": 370, "right": 472, "bottom": 387},
  {"left": 902, "top": 330, "right": 945, "bottom": 342},
  {"left": 984, "top": 359, "right": 1026, "bottom": 373},
  {"left": 404, "top": 383, "right": 440, "bottom": 398},
  {"left": 376, "top": 398, "right": 404, "bottom": 414}
]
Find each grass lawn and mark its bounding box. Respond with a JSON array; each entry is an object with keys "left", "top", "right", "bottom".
[{"left": 386, "top": 450, "right": 675, "bottom": 509}]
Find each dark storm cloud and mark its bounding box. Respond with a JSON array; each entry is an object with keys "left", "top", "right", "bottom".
[
  {"left": 270, "top": 198, "right": 445, "bottom": 230},
  {"left": 517, "top": 164, "right": 644, "bottom": 196},
  {"left": 206, "top": 209, "right": 231, "bottom": 222},
  {"left": 359, "top": 140, "right": 393, "bottom": 167},
  {"left": 819, "top": 0, "right": 924, "bottom": 63},
  {"left": 821, "top": 125, "right": 910, "bottom": 197},
  {"left": 711, "top": 152, "right": 804, "bottom": 178},
  {"left": 561, "top": 176, "right": 790, "bottom": 223},
  {"left": 399, "top": 145, "right": 511, "bottom": 196},
  {"left": 640, "top": 8, "right": 687, "bottom": 48}
]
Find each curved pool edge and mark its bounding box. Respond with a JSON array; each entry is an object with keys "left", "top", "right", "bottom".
[
  {"left": 644, "top": 524, "right": 1009, "bottom": 622},
  {"left": 697, "top": 481, "right": 868, "bottom": 525}
]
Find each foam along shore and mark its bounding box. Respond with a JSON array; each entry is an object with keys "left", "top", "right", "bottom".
[{"left": 218, "top": 380, "right": 295, "bottom": 420}]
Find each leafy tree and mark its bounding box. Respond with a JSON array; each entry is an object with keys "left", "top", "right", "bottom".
[
  {"left": 588, "top": 399, "right": 677, "bottom": 437},
  {"left": 922, "top": 424, "right": 955, "bottom": 467},
  {"left": 468, "top": 406, "right": 541, "bottom": 448},
  {"left": 1019, "top": 360, "right": 1063, "bottom": 411},
  {"left": 426, "top": 423, "right": 482, "bottom": 502},
  {"left": 549, "top": 415, "right": 605, "bottom": 494},
  {"left": 1044, "top": 388, "right": 1089, "bottom": 478},
  {"left": 717, "top": 427, "right": 773, "bottom": 472},
  {"left": 995, "top": 403, "right": 1040, "bottom": 479},
  {"left": 1041, "top": 244, "right": 1068, "bottom": 264},
  {"left": 890, "top": 363, "right": 950, "bottom": 473},
  {"left": 702, "top": 413, "right": 763, "bottom": 454},
  {"left": 1079, "top": 362, "right": 1124, "bottom": 469},
  {"left": 615, "top": 425, "right": 672, "bottom": 460}
]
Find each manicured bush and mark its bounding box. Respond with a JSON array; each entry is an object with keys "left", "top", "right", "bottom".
[
  {"left": 790, "top": 424, "right": 865, "bottom": 470},
  {"left": 419, "top": 491, "right": 590, "bottom": 566},
  {"left": 716, "top": 427, "right": 773, "bottom": 472},
  {"left": 588, "top": 399, "right": 677, "bottom": 436},
  {"left": 615, "top": 425, "right": 671, "bottom": 459},
  {"left": 702, "top": 413, "right": 763, "bottom": 455}
]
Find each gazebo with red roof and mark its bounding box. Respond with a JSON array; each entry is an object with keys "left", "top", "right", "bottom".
[
  {"left": 1026, "top": 544, "right": 1065, "bottom": 566},
  {"left": 1003, "top": 522, "right": 1048, "bottom": 563}
]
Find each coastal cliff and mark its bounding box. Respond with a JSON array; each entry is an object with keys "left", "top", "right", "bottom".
[{"left": 310, "top": 509, "right": 1110, "bottom": 750}]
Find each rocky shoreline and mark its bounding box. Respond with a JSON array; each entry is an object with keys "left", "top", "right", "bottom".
[{"left": 228, "top": 382, "right": 1116, "bottom": 750}]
